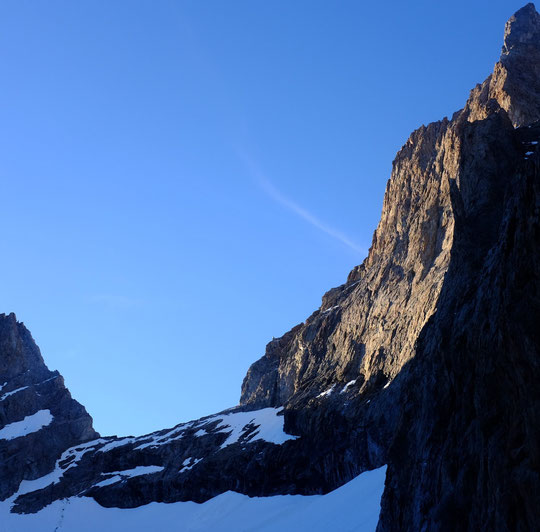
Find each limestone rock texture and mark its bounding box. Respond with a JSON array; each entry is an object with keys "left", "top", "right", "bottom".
[
  {"left": 1, "top": 4, "right": 540, "bottom": 531},
  {"left": 241, "top": 3, "right": 536, "bottom": 413},
  {"left": 467, "top": 3, "right": 540, "bottom": 127},
  {"left": 241, "top": 3, "right": 540, "bottom": 528}
]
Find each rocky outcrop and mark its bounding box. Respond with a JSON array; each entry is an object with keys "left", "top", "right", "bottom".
[
  {"left": 466, "top": 3, "right": 540, "bottom": 127},
  {"left": 377, "top": 121, "right": 540, "bottom": 530},
  {"left": 240, "top": 8, "right": 527, "bottom": 412},
  {"left": 1, "top": 4, "right": 540, "bottom": 531},
  {"left": 241, "top": 115, "right": 455, "bottom": 408},
  {"left": 242, "top": 4, "right": 540, "bottom": 529},
  {"left": 0, "top": 314, "right": 97, "bottom": 500}
]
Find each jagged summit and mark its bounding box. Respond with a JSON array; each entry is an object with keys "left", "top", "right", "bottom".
[
  {"left": 502, "top": 2, "right": 540, "bottom": 54},
  {"left": 466, "top": 3, "right": 540, "bottom": 127}
]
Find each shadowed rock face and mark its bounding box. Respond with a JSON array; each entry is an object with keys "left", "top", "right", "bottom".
[
  {"left": 0, "top": 314, "right": 97, "bottom": 500},
  {"left": 1, "top": 4, "right": 540, "bottom": 531},
  {"left": 375, "top": 120, "right": 540, "bottom": 531}
]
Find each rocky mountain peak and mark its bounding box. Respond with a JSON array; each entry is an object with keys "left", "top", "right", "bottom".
[
  {"left": 502, "top": 2, "right": 540, "bottom": 54},
  {"left": 0, "top": 313, "right": 97, "bottom": 501},
  {"left": 241, "top": 5, "right": 540, "bottom": 413},
  {"left": 2, "top": 5, "right": 540, "bottom": 531},
  {"left": 466, "top": 3, "right": 540, "bottom": 127}
]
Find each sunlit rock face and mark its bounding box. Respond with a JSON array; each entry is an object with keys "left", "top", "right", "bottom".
[
  {"left": 240, "top": 4, "right": 535, "bottom": 411},
  {"left": 1, "top": 4, "right": 540, "bottom": 532},
  {"left": 466, "top": 3, "right": 540, "bottom": 127},
  {"left": 241, "top": 4, "right": 540, "bottom": 529}
]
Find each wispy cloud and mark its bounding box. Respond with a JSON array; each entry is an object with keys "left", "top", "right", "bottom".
[{"left": 238, "top": 151, "right": 366, "bottom": 255}]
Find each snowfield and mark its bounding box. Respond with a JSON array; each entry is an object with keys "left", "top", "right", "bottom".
[
  {"left": 0, "top": 466, "right": 387, "bottom": 532},
  {"left": 0, "top": 410, "right": 53, "bottom": 441}
]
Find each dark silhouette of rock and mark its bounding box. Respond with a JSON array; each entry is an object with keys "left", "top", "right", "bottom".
[{"left": 0, "top": 313, "right": 97, "bottom": 501}]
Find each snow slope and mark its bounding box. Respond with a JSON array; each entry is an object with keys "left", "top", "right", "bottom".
[
  {"left": 0, "top": 410, "right": 53, "bottom": 441},
  {"left": 0, "top": 466, "right": 386, "bottom": 532}
]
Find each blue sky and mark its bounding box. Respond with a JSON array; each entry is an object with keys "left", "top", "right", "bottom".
[{"left": 0, "top": 0, "right": 529, "bottom": 436}]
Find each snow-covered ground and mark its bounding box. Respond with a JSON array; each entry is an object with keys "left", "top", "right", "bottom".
[{"left": 0, "top": 466, "right": 387, "bottom": 532}]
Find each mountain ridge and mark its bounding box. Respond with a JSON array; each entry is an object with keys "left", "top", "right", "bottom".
[{"left": 1, "top": 4, "right": 540, "bottom": 531}]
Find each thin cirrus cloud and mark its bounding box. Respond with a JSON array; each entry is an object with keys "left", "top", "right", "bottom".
[{"left": 238, "top": 150, "right": 367, "bottom": 256}]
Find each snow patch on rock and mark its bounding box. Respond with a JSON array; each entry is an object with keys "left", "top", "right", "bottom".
[
  {"left": 0, "top": 410, "right": 53, "bottom": 441},
  {"left": 14, "top": 439, "right": 106, "bottom": 498},
  {"left": 94, "top": 466, "right": 164, "bottom": 488},
  {"left": 208, "top": 407, "right": 297, "bottom": 449},
  {"left": 317, "top": 385, "right": 336, "bottom": 398},
  {"left": 340, "top": 379, "right": 358, "bottom": 393},
  {"left": 180, "top": 458, "right": 203, "bottom": 473}
]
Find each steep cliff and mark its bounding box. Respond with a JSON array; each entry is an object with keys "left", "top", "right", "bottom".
[
  {"left": 241, "top": 4, "right": 535, "bottom": 413},
  {"left": 0, "top": 314, "right": 97, "bottom": 500},
  {"left": 1, "top": 4, "right": 540, "bottom": 531}
]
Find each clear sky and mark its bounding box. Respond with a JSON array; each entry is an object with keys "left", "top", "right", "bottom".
[{"left": 0, "top": 0, "right": 529, "bottom": 436}]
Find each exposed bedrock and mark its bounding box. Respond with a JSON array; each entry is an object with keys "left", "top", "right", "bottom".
[{"left": 1, "top": 4, "right": 539, "bottom": 531}]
